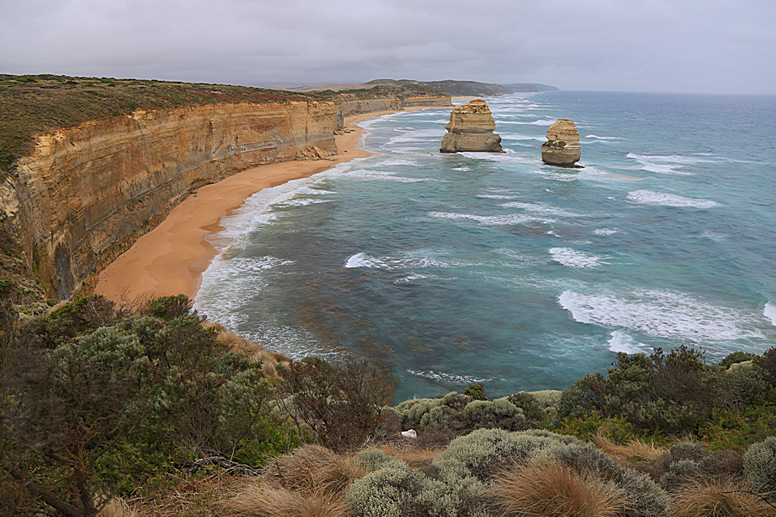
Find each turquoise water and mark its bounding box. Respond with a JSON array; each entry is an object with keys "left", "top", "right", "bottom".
[{"left": 195, "top": 92, "right": 776, "bottom": 402}]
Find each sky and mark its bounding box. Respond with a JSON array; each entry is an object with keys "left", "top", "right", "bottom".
[{"left": 1, "top": 0, "right": 775, "bottom": 94}]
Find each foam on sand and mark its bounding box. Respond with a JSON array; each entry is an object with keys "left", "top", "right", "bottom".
[{"left": 627, "top": 190, "right": 720, "bottom": 208}]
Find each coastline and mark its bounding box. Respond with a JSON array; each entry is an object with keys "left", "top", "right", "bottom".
[{"left": 94, "top": 107, "right": 446, "bottom": 303}]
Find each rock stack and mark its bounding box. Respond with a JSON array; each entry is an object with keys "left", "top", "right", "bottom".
[
  {"left": 440, "top": 100, "right": 503, "bottom": 153},
  {"left": 541, "top": 119, "right": 581, "bottom": 167}
]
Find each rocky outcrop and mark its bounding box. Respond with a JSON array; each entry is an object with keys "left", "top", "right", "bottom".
[
  {"left": 440, "top": 100, "right": 502, "bottom": 153},
  {"left": 541, "top": 119, "right": 581, "bottom": 167}
]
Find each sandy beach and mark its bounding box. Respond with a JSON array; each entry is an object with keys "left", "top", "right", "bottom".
[{"left": 95, "top": 107, "right": 446, "bottom": 303}]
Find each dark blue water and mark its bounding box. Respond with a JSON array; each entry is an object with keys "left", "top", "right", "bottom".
[{"left": 195, "top": 92, "right": 776, "bottom": 401}]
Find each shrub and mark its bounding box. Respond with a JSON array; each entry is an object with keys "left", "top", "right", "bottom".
[
  {"left": 346, "top": 466, "right": 442, "bottom": 517},
  {"left": 725, "top": 361, "right": 769, "bottom": 408},
  {"left": 465, "top": 382, "right": 488, "bottom": 400},
  {"left": 720, "top": 351, "right": 757, "bottom": 370},
  {"left": 507, "top": 392, "right": 546, "bottom": 427},
  {"left": 433, "top": 428, "right": 578, "bottom": 482},
  {"left": 145, "top": 294, "right": 195, "bottom": 320},
  {"left": 490, "top": 459, "right": 626, "bottom": 517},
  {"left": 395, "top": 397, "right": 442, "bottom": 427},
  {"left": 669, "top": 477, "right": 776, "bottom": 516},
  {"left": 278, "top": 357, "right": 396, "bottom": 451},
  {"left": 354, "top": 449, "right": 408, "bottom": 473},
  {"left": 463, "top": 398, "right": 527, "bottom": 431},
  {"left": 743, "top": 436, "right": 776, "bottom": 493}
]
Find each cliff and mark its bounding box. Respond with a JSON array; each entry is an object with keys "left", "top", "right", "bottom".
[
  {"left": 0, "top": 75, "right": 450, "bottom": 300},
  {"left": 440, "top": 99, "right": 503, "bottom": 153}
]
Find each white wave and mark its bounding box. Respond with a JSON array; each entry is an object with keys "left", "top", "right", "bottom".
[
  {"left": 501, "top": 134, "right": 546, "bottom": 141},
  {"left": 345, "top": 250, "right": 471, "bottom": 270},
  {"left": 608, "top": 331, "right": 649, "bottom": 354},
  {"left": 586, "top": 134, "right": 625, "bottom": 141},
  {"left": 407, "top": 368, "right": 493, "bottom": 385},
  {"left": 529, "top": 119, "right": 556, "bottom": 126},
  {"left": 347, "top": 169, "right": 441, "bottom": 183},
  {"left": 477, "top": 194, "right": 519, "bottom": 200},
  {"left": 550, "top": 248, "right": 606, "bottom": 269},
  {"left": 627, "top": 190, "right": 720, "bottom": 208},
  {"left": 378, "top": 158, "right": 419, "bottom": 167},
  {"left": 501, "top": 201, "right": 586, "bottom": 217},
  {"left": 701, "top": 230, "right": 727, "bottom": 242},
  {"left": 274, "top": 198, "right": 331, "bottom": 208},
  {"left": 626, "top": 152, "right": 712, "bottom": 175},
  {"left": 429, "top": 211, "right": 550, "bottom": 226},
  {"left": 593, "top": 228, "right": 618, "bottom": 236},
  {"left": 453, "top": 167, "right": 472, "bottom": 171},
  {"left": 203, "top": 161, "right": 356, "bottom": 250},
  {"left": 558, "top": 289, "right": 764, "bottom": 342},
  {"left": 765, "top": 303, "right": 776, "bottom": 327},
  {"left": 386, "top": 129, "right": 444, "bottom": 145}
]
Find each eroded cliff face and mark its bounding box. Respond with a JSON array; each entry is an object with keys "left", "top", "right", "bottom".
[
  {"left": 3, "top": 100, "right": 338, "bottom": 299},
  {"left": 541, "top": 119, "right": 581, "bottom": 167},
  {"left": 1, "top": 90, "right": 451, "bottom": 300}
]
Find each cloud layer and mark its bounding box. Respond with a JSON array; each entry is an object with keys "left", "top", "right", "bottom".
[{"left": 2, "top": 0, "right": 774, "bottom": 93}]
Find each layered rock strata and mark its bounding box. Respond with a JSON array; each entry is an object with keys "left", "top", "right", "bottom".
[
  {"left": 440, "top": 100, "right": 502, "bottom": 153},
  {"left": 541, "top": 119, "right": 581, "bottom": 167},
  {"left": 1, "top": 92, "right": 451, "bottom": 300}
]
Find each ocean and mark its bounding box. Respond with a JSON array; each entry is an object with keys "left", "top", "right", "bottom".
[{"left": 195, "top": 91, "right": 776, "bottom": 402}]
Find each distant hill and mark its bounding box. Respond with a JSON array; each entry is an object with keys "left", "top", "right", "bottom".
[
  {"left": 504, "top": 83, "right": 560, "bottom": 92},
  {"left": 298, "top": 79, "right": 559, "bottom": 97}
]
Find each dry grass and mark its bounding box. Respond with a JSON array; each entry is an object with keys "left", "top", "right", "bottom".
[
  {"left": 128, "top": 471, "right": 255, "bottom": 517},
  {"left": 376, "top": 443, "right": 442, "bottom": 467},
  {"left": 261, "top": 445, "right": 364, "bottom": 495},
  {"left": 97, "top": 498, "right": 140, "bottom": 517},
  {"left": 209, "top": 323, "right": 290, "bottom": 378},
  {"left": 669, "top": 477, "right": 776, "bottom": 516},
  {"left": 224, "top": 486, "right": 348, "bottom": 517},
  {"left": 490, "top": 459, "right": 626, "bottom": 517},
  {"left": 593, "top": 432, "right": 668, "bottom": 465}
]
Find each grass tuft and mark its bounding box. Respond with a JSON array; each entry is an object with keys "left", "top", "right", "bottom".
[
  {"left": 224, "top": 486, "right": 348, "bottom": 517},
  {"left": 669, "top": 477, "right": 776, "bottom": 516},
  {"left": 261, "top": 445, "right": 364, "bottom": 495},
  {"left": 490, "top": 458, "right": 626, "bottom": 517},
  {"left": 593, "top": 432, "right": 668, "bottom": 465}
]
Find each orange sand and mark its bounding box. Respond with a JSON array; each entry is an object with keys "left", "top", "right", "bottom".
[{"left": 95, "top": 107, "right": 447, "bottom": 303}]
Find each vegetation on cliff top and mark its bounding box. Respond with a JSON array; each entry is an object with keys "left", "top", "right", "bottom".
[
  {"left": 2, "top": 282, "right": 776, "bottom": 515},
  {"left": 0, "top": 74, "right": 449, "bottom": 175}
]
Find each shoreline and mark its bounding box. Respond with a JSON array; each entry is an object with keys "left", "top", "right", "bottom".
[{"left": 94, "top": 106, "right": 446, "bottom": 303}]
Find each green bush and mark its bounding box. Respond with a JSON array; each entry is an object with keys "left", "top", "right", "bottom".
[
  {"left": 354, "top": 449, "right": 408, "bottom": 473},
  {"left": 463, "top": 398, "right": 527, "bottom": 431},
  {"left": 743, "top": 436, "right": 776, "bottom": 493},
  {"left": 720, "top": 351, "right": 757, "bottom": 369},
  {"left": 464, "top": 382, "right": 488, "bottom": 400},
  {"left": 346, "top": 466, "right": 444, "bottom": 517}
]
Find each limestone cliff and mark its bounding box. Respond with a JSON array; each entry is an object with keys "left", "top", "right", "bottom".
[
  {"left": 440, "top": 100, "right": 503, "bottom": 153},
  {"left": 541, "top": 119, "right": 581, "bottom": 167},
  {"left": 0, "top": 82, "right": 451, "bottom": 301},
  {"left": 3, "top": 100, "right": 337, "bottom": 299}
]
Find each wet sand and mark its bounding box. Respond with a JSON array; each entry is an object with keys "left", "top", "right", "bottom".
[{"left": 95, "top": 107, "right": 446, "bottom": 303}]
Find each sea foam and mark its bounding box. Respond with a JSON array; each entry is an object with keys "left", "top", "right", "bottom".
[
  {"left": 608, "top": 330, "right": 649, "bottom": 354},
  {"left": 765, "top": 303, "right": 776, "bottom": 327},
  {"left": 558, "top": 289, "right": 763, "bottom": 342},
  {"left": 550, "top": 248, "right": 606, "bottom": 269},
  {"left": 627, "top": 190, "right": 720, "bottom": 208}
]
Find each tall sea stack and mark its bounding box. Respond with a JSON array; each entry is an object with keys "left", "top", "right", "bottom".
[
  {"left": 440, "top": 100, "right": 502, "bottom": 153},
  {"left": 541, "top": 119, "right": 581, "bottom": 167}
]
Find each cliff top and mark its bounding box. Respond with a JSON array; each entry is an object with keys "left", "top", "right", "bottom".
[
  {"left": 0, "top": 74, "right": 447, "bottom": 174},
  {"left": 0, "top": 74, "right": 318, "bottom": 173}
]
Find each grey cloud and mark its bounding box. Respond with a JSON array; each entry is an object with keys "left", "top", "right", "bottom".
[{"left": 1, "top": 0, "right": 774, "bottom": 93}]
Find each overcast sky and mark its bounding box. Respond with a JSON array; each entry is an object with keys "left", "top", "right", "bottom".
[{"left": 2, "top": 0, "right": 774, "bottom": 94}]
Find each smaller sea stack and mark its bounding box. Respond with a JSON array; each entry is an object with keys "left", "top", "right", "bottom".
[
  {"left": 541, "top": 119, "right": 581, "bottom": 167},
  {"left": 440, "top": 99, "right": 503, "bottom": 153}
]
